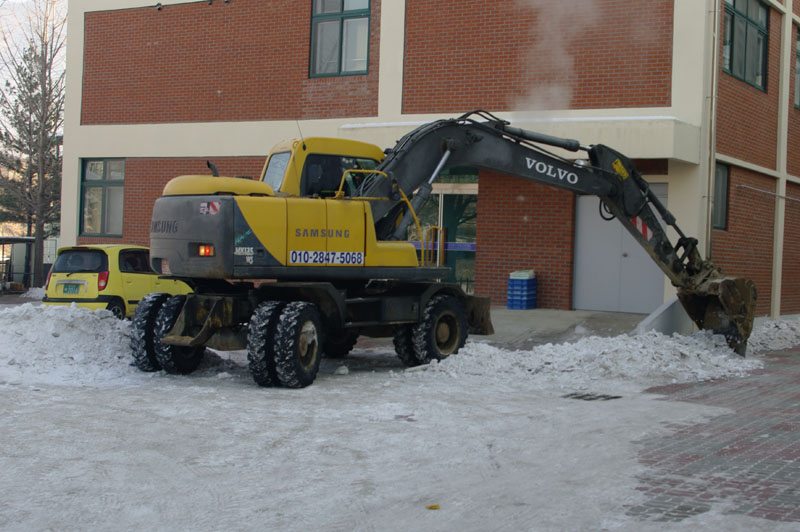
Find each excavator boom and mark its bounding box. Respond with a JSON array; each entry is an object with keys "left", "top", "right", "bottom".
[{"left": 359, "top": 111, "right": 756, "bottom": 353}]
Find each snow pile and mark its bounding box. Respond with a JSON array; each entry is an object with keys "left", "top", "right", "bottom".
[
  {"left": 747, "top": 317, "right": 800, "bottom": 352},
  {"left": 22, "top": 287, "right": 46, "bottom": 299},
  {"left": 419, "top": 331, "right": 763, "bottom": 392},
  {"left": 0, "top": 303, "right": 133, "bottom": 386},
  {"left": 2, "top": 304, "right": 800, "bottom": 391}
]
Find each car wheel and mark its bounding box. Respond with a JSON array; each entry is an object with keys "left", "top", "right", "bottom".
[{"left": 106, "top": 299, "right": 126, "bottom": 319}]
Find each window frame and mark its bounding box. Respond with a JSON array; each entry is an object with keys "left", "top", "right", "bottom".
[
  {"left": 713, "top": 163, "right": 730, "bottom": 231},
  {"left": 309, "top": 0, "right": 371, "bottom": 78},
  {"left": 79, "top": 158, "right": 125, "bottom": 238},
  {"left": 722, "top": 0, "right": 769, "bottom": 91}
]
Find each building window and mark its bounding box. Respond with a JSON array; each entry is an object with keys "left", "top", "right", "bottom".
[
  {"left": 713, "top": 164, "right": 729, "bottom": 230},
  {"left": 81, "top": 159, "right": 124, "bottom": 236},
  {"left": 310, "top": 0, "right": 369, "bottom": 77},
  {"left": 723, "top": 0, "right": 768, "bottom": 90},
  {"left": 795, "top": 28, "right": 800, "bottom": 108}
]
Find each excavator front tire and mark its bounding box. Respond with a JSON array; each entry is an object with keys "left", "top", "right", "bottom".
[{"left": 411, "top": 295, "right": 468, "bottom": 364}]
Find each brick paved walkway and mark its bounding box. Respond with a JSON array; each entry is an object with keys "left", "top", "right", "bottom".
[{"left": 627, "top": 347, "right": 800, "bottom": 523}]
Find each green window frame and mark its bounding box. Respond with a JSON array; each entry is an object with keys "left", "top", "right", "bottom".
[
  {"left": 80, "top": 159, "right": 125, "bottom": 237},
  {"left": 713, "top": 163, "right": 729, "bottom": 231},
  {"left": 310, "top": 0, "right": 370, "bottom": 77},
  {"left": 722, "top": 0, "right": 769, "bottom": 91}
]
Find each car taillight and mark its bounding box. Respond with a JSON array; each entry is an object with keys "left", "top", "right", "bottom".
[
  {"left": 45, "top": 269, "right": 52, "bottom": 290},
  {"left": 98, "top": 270, "right": 109, "bottom": 291}
]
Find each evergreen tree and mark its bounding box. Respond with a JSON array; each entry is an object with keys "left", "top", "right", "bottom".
[{"left": 0, "top": 0, "right": 65, "bottom": 286}]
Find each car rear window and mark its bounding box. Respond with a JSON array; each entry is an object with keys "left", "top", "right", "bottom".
[{"left": 52, "top": 249, "right": 108, "bottom": 273}]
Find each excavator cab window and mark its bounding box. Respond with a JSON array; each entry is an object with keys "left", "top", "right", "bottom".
[
  {"left": 263, "top": 151, "right": 290, "bottom": 191},
  {"left": 301, "top": 154, "right": 378, "bottom": 197},
  {"left": 302, "top": 154, "right": 343, "bottom": 197}
]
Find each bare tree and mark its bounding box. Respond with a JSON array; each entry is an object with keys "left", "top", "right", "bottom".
[{"left": 0, "top": 0, "right": 65, "bottom": 287}]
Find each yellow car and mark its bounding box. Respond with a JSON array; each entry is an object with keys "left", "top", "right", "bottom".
[{"left": 43, "top": 244, "right": 192, "bottom": 319}]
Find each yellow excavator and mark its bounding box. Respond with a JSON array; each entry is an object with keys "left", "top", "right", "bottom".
[{"left": 131, "top": 110, "right": 757, "bottom": 388}]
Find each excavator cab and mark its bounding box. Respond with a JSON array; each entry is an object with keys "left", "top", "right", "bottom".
[{"left": 259, "top": 137, "right": 385, "bottom": 197}]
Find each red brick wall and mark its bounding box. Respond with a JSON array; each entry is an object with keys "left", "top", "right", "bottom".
[
  {"left": 781, "top": 182, "right": 800, "bottom": 313},
  {"left": 716, "top": 6, "right": 781, "bottom": 170},
  {"left": 475, "top": 171, "right": 575, "bottom": 308},
  {"left": 77, "top": 157, "right": 266, "bottom": 246},
  {"left": 711, "top": 168, "right": 775, "bottom": 316},
  {"left": 402, "top": 0, "right": 673, "bottom": 114},
  {"left": 81, "top": 0, "right": 380, "bottom": 124},
  {"left": 788, "top": 24, "right": 800, "bottom": 177}
]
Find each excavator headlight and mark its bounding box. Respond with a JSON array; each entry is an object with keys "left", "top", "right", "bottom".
[{"left": 197, "top": 244, "right": 215, "bottom": 257}]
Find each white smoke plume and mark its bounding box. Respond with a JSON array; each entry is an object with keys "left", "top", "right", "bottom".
[{"left": 515, "top": 0, "right": 600, "bottom": 112}]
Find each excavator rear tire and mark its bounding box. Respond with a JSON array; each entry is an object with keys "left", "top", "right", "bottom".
[
  {"left": 153, "top": 295, "right": 205, "bottom": 375},
  {"left": 393, "top": 325, "right": 421, "bottom": 367},
  {"left": 323, "top": 329, "right": 359, "bottom": 359},
  {"left": 247, "top": 300, "right": 286, "bottom": 386},
  {"left": 411, "top": 294, "right": 467, "bottom": 364},
  {"left": 274, "top": 302, "right": 323, "bottom": 388},
  {"left": 130, "top": 292, "right": 170, "bottom": 372}
]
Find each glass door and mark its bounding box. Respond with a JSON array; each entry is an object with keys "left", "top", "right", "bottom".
[{"left": 412, "top": 181, "right": 478, "bottom": 294}]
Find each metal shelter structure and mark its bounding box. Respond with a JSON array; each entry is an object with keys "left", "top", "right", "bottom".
[{"left": 0, "top": 236, "right": 35, "bottom": 291}]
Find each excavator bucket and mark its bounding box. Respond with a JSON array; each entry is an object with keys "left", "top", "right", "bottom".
[{"left": 677, "top": 276, "right": 757, "bottom": 356}]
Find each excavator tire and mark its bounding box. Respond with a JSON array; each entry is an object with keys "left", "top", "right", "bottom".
[
  {"left": 247, "top": 300, "right": 286, "bottom": 386},
  {"left": 412, "top": 294, "right": 468, "bottom": 364},
  {"left": 393, "top": 325, "right": 421, "bottom": 367},
  {"left": 153, "top": 295, "right": 205, "bottom": 375},
  {"left": 274, "top": 301, "right": 323, "bottom": 388},
  {"left": 130, "top": 292, "right": 170, "bottom": 372},
  {"left": 323, "top": 329, "right": 359, "bottom": 359}
]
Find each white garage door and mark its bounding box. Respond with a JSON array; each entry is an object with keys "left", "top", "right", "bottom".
[{"left": 573, "top": 184, "right": 668, "bottom": 314}]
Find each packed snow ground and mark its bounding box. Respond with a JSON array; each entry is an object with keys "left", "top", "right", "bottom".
[{"left": 1, "top": 302, "right": 798, "bottom": 531}]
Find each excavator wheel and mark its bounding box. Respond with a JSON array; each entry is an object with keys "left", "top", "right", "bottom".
[
  {"left": 153, "top": 295, "right": 206, "bottom": 375},
  {"left": 393, "top": 325, "right": 420, "bottom": 367},
  {"left": 247, "top": 300, "right": 287, "bottom": 386},
  {"left": 411, "top": 294, "right": 468, "bottom": 364},
  {"left": 323, "top": 329, "right": 359, "bottom": 359},
  {"left": 130, "top": 292, "right": 170, "bottom": 372},
  {"left": 274, "top": 301, "right": 324, "bottom": 388}
]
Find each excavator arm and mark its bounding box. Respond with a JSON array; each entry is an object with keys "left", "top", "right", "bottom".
[{"left": 359, "top": 110, "right": 756, "bottom": 354}]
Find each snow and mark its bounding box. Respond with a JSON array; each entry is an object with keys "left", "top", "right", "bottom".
[
  {"left": 0, "top": 303, "right": 772, "bottom": 390},
  {"left": 20, "top": 287, "right": 45, "bottom": 299},
  {"left": 1, "top": 302, "right": 798, "bottom": 531}
]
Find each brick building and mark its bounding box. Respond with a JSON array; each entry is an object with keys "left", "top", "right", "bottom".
[{"left": 62, "top": 0, "right": 800, "bottom": 317}]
